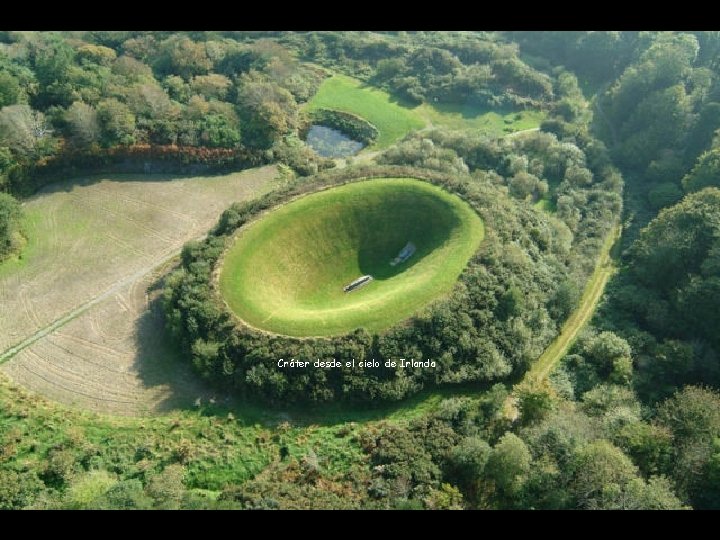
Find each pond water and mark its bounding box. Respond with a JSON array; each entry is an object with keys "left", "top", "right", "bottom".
[{"left": 305, "top": 125, "right": 365, "bottom": 158}]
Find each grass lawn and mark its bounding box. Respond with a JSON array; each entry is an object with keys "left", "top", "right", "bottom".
[
  {"left": 306, "top": 73, "right": 546, "bottom": 148},
  {"left": 414, "top": 102, "right": 546, "bottom": 136},
  {"left": 219, "top": 178, "right": 485, "bottom": 337},
  {"left": 305, "top": 74, "right": 425, "bottom": 148}
]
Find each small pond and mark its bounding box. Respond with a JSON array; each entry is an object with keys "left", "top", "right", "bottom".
[{"left": 305, "top": 125, "right": 365, "bottom": 158}]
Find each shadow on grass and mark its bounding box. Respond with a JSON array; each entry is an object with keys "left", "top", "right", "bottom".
[
  {"left": 357, "top": 235, "right": 439, "bottom": 281},
  {"left": 132, "top": 282, "right": 212, "bottom": 413},
  {"left": 356, "top": 196, "right": 463, "bottom": 281},
  {"left": 427, "top": 101, "right": 497, "bottom": 120},
  {"left": 26, "top": 171, "right": 247, "bottom": 202},
  {"left": 360, "top": 79, "right": 421, "bottom": 110}
]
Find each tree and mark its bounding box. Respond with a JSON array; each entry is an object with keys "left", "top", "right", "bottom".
[
  {"left": 631, "top": 188, "right": 720, "bottom": 289},
  {"left": 517, "top": 383, "right": 555, "bottom": 424},
  {"left": 648, "top": 182, "right": 683, "bottom": 210},
  {"left": 0, "top": 146, "right": 13, "bottom": 188},
  {"left": 198, "top": 113, "right": 241, "bottom": 148},
  {"left": 97, "top": 98, "right": 136, "bottom": 146},
  {"left": 424, "top": 483, "right": 464, "bottom": 510},
  {"left": 0, "top": 104, "right": 56, "bottom": 161},
  {"left": 30, "top": 37, "right": 76, "bottom": 108},
  {"left": 111, "top": 55, "right": 153, "bottom": 81},
  {"left": 94, "top": 479, "right": 152, "bottom": 510},
  {"left": 603, "top": 33, "right": 700, "bottom": 170},
  {"left": 508, "top": 171, "right": 545, "bottom": 201},
  {"left": 570, "top": 440, "right": 638, "bottom": 509},
  {"left": 645, "top": 150, "right": 685, "bottom": 185},
  {"left": 616, "top": 84, "right": 692, "bottom": 170},
  {"left": 0, "top": 470, "right": 44, "bottom": 509},
  {"left": 236, "top": 78, "right": 298, "bottom": 148},
  {"left": 656, "top": 386, "right": 720, "bottom": 444},
  {"left": 573, "top": 31, "right": 626, "bottom": 83},
  {"left": 191, "top": 338, "right": 221, "bottom": 377},
  {"left": 497, "top": 284, "right": 525, "bottom": 320},
  {"left": 42, "top": 447, "right": 78, "bottom": 488},
  {"left": 634, "top": 339, "right": 696, "bottom": 402},
  {"left": 655, "top": 386, "right": 720, "bottom": 508},
  {"left": 145, "top": 464, "right": 185, "bottom": 509},
  {"left": 585, "top": 331, "right": 632, "bottom": 377},
  {"left": 612, "top": 476, "right": 688, "bottom": 510},
  {"left": 377, "top": 137, "right": 469, "bottom": 175},
  {"left": 65, "top": 101, "right": 100, "bottom": 147},
  {"left": 190, "top": 73, "right": 232, "bottom": 101},
  {"left": 76, "top": 44, "right": 117, "bottom": 67},
  {"left": 0, "top": 71, "right": 22, "bottom": 107},
  {"left": 682, "top": 147, "right": 720, "bottom": 193},
  {"left": 0, "top": 192, "right": 22, "bottom": 259},
  {"left": 609, "top": 355, "right": 634, "bottom": 385},
  {"left": 684, "top": 102, "right": 720, "bottom": 163},
  {"left": 580, "top": 384, "right": 640, "bottom": 418},
  {"left": 486, "top": 433, "right": 532, "bottom": 498},
  {"left": 31, "top": 36, "right": 75, "bottom": 87},
  {"left": 154, "top": 36, "right": 212, "bottom": 80},
  {"left": 375, "top": 58, "right": 404, "bottom": 80},
  {"left": 549, "top": 280, "right": 580, "bottom": 320},
  {"left": 615, "top": 420, "right": 673, "bottom": 476},
  {"left": 64, "top": 470, "right": 118, "bottom": 509},
  {"left": 125, "top": 82, "right": 177, "bottom": 120},
  {"left": 447, "top": 436, "right": 491, "bottom": 489},
  {"left": 627, "top": 189, "right": 720, "bottom": 348},
  {"left": 675, "top": 275, "right": 720, "bottom": 349}
]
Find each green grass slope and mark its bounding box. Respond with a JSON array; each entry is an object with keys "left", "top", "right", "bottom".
[
  {"left": 219, "top": 178, "right": 484, "bottom": 337},
  {"left": 415, "top": 102, "right": 546, "bottom": 136}
]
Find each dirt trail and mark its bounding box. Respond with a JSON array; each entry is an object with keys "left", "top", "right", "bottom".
[
  {"left": 524, "top": 224, "right": 621, "bottom": 384},
  {"left": 503, "top": 224, "right": 622, "bottom": 420}
]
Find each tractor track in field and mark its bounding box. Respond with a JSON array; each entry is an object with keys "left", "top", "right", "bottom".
[{"left": 0, "top": 247, "right": 178, "bottom": 365}]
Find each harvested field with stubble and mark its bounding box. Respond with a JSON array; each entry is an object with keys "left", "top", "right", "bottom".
[{"left": 0, "top": 166, "right": 278, "bottom": 415}]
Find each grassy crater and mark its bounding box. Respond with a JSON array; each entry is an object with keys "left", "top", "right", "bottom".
[{"left": 219, "top": 178, "right": 484, "bottom": 336}]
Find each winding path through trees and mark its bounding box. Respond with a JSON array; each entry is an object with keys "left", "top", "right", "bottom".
[
  {"left": 523, "top": 224, "right": 621, "bottom": 385},
  {"left": 503, "top": 224, "right": 622, "bottom": 420}
]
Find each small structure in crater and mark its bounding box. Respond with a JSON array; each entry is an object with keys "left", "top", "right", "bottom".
[
  {"left": 390, "top": 242, "right": 416, "bottom": 266},
  {"left": 343, "top": 274, "right": 373, "bottom": 293}
]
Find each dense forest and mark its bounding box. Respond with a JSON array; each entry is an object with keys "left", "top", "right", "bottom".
[{"left": 1, "top": 31, "right": 720, "bottom": 510}]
